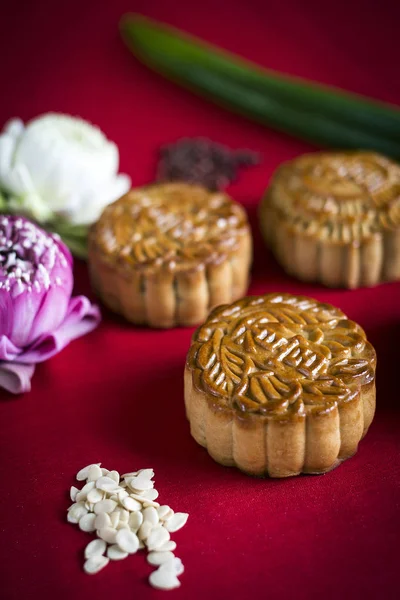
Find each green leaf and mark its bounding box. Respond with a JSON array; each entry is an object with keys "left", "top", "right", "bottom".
[
  {"left": 49, "top": 220, "right": 88, "bottom": 260},
  {"left": 0, "top": 192, "right": 8, "bottom": 212},
  {"left": 56, "top": 231, "right": 88, "bottom": 260},
  {"left": 120, "top": 14, "right": 400, "bottom": 155},
  {"left": 0, "top": 193, "right": 89, "bottom": 259}
]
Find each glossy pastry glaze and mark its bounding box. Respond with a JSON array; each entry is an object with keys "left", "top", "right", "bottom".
[
  {"left": 260, "top": 151, "right": 400, "bottom": 288},
  {"left": 185, "top": 293, "right": 376, "bottom": 477},
  {"left": 89, "top": 182, "right": 252, "bottom": 327}
]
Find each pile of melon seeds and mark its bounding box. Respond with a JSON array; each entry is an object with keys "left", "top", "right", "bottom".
[{"left": 67, "top": 463, "right": 188, "bottom": 590}]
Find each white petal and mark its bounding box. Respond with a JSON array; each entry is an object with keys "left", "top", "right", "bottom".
[
  {"left": 3, "top": 118, "right": 25, "bottom": 138},
  {"left": 0, "top": 133, "right": 18, "bottom": 187},
  {"left": 0, "top": 112, "right": 131, "bottom": 228},
  {"left": 65, "top": 173, "right": 131, "bottom": 225},
  {"left": 15, "top": 114, "right": 119, "bottom": 210},
  {"left": 0, "top": 114, "right": 123, "bottom": 222},
  {"left": 0, "top": 119, "right": 25, "bottom": 191}
]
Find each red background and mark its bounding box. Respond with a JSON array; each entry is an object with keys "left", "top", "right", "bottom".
[{"left": 0, "top": 1, "right": 399, "bottom": 598}]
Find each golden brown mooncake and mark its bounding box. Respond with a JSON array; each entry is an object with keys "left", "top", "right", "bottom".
[
  {"left": 260, "top": 151, "right": 400, "bottom": 289},
  {"left": 88, "top": 182, "right": 252, "bottom": 328},
  {"left": 184, "top": 293, "right": 376, "bottom": 478}
]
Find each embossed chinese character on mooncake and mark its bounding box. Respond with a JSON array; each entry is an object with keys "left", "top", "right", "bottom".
[
  {"left": 185, "top": 293, "right": 376, "bottom": 477},
  {"left": 89, "top": 183, "right": 252, "bottom": 328},
  {"left": 260, "top": 151, "right": 400, "bottom": 288}
]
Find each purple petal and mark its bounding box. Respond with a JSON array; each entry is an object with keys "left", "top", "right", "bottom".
[
  {"left": 0, "top": 335, "right": 21, "bottom": 361},
  {"left": 53, "top": 234, "right": 73, "bottom": 268},
  {"left": 0, "top": 362, "right": 35, "bottom": 394},
  {"left": 18, "top": 296, "right": 101, "bottom": 363},
  {"left": 0, "top": 216, "right": 74, "bottom": 349},
  {"left": 0, "top": 289, "right": 14, "bottom": 339},
  {"left": 26, "top": 284, "right": 69, "bottom": 344},
  {"left": 8, "top": 287, "right": 47, "bottom": 348}
]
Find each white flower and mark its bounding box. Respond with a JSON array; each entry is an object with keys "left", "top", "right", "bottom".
[{"left": 0, "top": 113, "right": 131, "bottom": 225}]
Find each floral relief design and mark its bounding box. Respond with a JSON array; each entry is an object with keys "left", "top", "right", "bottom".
[
  {"left": 94, "top": 183, "right": 249, "bottom": 270},
  {"left": 270, "top": 151, "right": 400, "bottom": 242},
  {"left": 188, "top": 294, "right": 376, "bottom": 417}
]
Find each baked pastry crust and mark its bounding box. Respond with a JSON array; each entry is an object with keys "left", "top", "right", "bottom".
[
  {"left": 260, "top": 151, "right": 400, "bottom": 288},
  {"left": 185, "top": 293, "right": 376, "bottom": 477},
  {"left": 88, "top": 182, "right": 252, "bottom": 328}
]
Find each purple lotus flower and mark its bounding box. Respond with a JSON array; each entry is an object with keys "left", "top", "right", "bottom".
[{"left": 0, "top": 215, "right": 100, "bottom": 394}]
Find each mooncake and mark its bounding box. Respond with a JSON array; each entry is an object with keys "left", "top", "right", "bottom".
[
  {"left": 89, "top": 182, "right": 252, "bottom": 327},
  {"left": 260, "top": 151, "right": 400, "bottom": 288},
  {"left": 185, "top": 293, "right": 376, "bottom": 477}
]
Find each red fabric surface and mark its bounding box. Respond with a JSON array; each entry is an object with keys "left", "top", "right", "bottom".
[{"left": 0, "top": 1, "right": 399, "bottom": 598}]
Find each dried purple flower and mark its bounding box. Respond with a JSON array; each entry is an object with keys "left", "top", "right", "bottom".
[
  {"left": 157, "top": 137, "right": 260, "bottom": 190},
  {"left": 0, "top": 216, "right": 100, "bottom": 394}
]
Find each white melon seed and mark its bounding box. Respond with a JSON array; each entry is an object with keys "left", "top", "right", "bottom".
[
  {"left": 94, "top": 499, "right": 117, "bottom": 515},
  {"left": 129, "top": 511, "right": 143, "bottom": 532},
  {"left": 160, "top": 556, "right": 184, "bottom": 576},
  {"left": 96, "top": 476, "right": 119, "bottom": 492},
  {"left": 98, "top": 527, "right": 117, "bottom": 544},
  {"left": 149, "top": 567, "right": 180, "bottom": 590},
  {"left": 108, "top": 470, "right": 120, "bottom": 484},
  {"left": 122, "top": 496, "right": 142, "bottom": 512},
  {"left": 80, "top": 481, "right": 95, "bottom": 496},
  {"left": 67, "top": 502, "right": 88, "bottom": 523},
  {"left": 94, "top": 513, "right": 111, "bottom": 530},
  {"left": 76, "top": 463, "right": 101, "bottom": 482},
  {"left": 147, "top": 551, "right": 175, "bottom": 566},
  {"left": 110, "top": 511, "right": 120, "bottom": 529},
  {"left": 143, "top": 506, "right": 159, "bottom": 526},
  {"left": 84, "top": 539, "right": 106, "bottom": 559},
  {"left": 115, "top": 529, "right": 139, "bottom": 554},
  {"left": 146, "top": 526, "right": 170, "bottom": 551},
  {"left": 87, "top": 488, "right": 104, "bottom": 504},
  {"left": 157, "top": 540, "right": 177, "bottom": 552},
  {"left": 128, "top": 473, "right": 154, "bottom": 491},
  {"left": 79, "top": 513, "right": 96, "bottom": 533},
  {"left": 107, "top": 544, "right": 128, "bottom": 561},
  {"left": 83, "top": 555, "right": 109, "bottom": 575},
  {"left": 165, "top": 513, "right": 189, "bottom": 533},
  {"left": 157, "top": 505, "right": 172, "bottom": 520},
  {"left": 87, "top": 464, "right": 103, "bottom": 482},
  {"left": 137, "top": 521, "right": 153, "bottom": 541},
  {"left": 70, "top": 486, "right": 79, "bottom": 502},
  {"left": 67, "top": 462, "right": 189, "bottom": 587}
]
